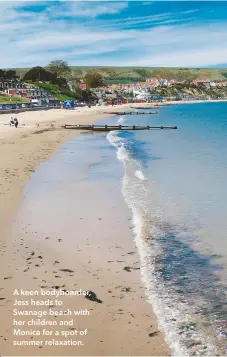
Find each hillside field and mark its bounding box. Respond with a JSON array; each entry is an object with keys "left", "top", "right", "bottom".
[
  {"left": 0, "top": 94, "right": 29, "bottom": 104},
  {"left": 11, "top": 66, "right": 227, "bottom": 83}
]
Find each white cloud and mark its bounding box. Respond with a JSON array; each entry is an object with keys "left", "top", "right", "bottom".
[
  {"left": 0, "top": 1, "right": 226, "bottom": 68},
  {"left": 68, "top": 1, "right": 128, "bottom": 17}
]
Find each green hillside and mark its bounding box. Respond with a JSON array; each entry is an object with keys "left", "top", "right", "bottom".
[
  {"left": 0, "top": 94, "right": 29, "bottom": 104},
  {"left": 13, "top": 66, "right": 227, "bottom": 83}
]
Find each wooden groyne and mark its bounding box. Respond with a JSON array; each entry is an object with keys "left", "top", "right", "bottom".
[
  {"left": 104, "top": 111, "right": 158, "bottom": 116},
  {"left": 62, "top": 124, "right": 177, "bottom": 131},
  {"left": 131, "top": 107, "right": 157, "bottom": 110}
]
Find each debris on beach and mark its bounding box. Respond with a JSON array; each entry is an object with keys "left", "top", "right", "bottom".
[
  {"left": 121, "top": 287, "right": 131, "bottom": 292},
  {"left": 148, "top": 331, "right": 159, "bottom": 337},
  {"left": 59, "top": 268, "right": 74, "bottom": 273},
  {"left": 85, "top": 290, "right": 102, "bottom": 303},
  {"left": 123, "top": 266, "right": 132, "bottom": 272}
]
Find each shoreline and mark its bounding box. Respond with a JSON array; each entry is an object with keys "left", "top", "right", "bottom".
[
  {"left": 0, "top": 106, "right": 170, "bottom": 355},
  {"left": 0, "top": 97, "right": 226, "bottom": 118}
]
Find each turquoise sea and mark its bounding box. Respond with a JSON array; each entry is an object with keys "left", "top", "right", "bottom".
[
  {"left": 105, "top": 102, "right": 227, "bottom": 355},
  {"left": 15, "top": 102, "right": 227, "bottom": 355}
]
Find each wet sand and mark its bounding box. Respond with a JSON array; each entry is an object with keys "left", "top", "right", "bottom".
[{"left": 0, "top": 107, "right": 170, "bottom": 356}]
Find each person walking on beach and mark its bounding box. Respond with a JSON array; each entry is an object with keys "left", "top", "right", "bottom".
[
  {"left": 13, "top": 118, "right": 18, "bottom": 128},
  {"left": 10, "top": 117, "right": 14, "bottom": 127}
]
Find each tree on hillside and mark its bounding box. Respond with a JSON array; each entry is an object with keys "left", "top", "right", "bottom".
[
  {"left": 47, "top": 60, "right": 71, "bottom": 77},
  {"left": 133, "top": 68, "right": 151, "bottom": 79},
  {"left": 5, "top": 70, "right": 18, "bottom": 79},
  {"left": 221, "top": 72, "right": 227, "bottom": 79},
  {"left": 23, "top": 66, "right": 55, "bottom": 82},
  {"left": 0, "top": 69, "right": 18, "bottom": 79},
  {"left": 84, "top": 71, "right": 104, "bottom": 89},
  {"left": 0, "top": 69, "right": 5, "bottom": 78},
  {"left": 23, "top": 66, "right": 69, "bottom": 89},
  {"left": 80, "top": 89, "right": 97, "bottom": 101}
]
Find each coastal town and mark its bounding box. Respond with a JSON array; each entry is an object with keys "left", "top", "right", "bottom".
[{"left": 1, "top": 63, "right": 227, "bottom": 110}]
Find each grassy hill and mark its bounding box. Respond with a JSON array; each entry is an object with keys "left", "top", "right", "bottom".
[
  {"left": 0, "top": 94, "right": 29, "bottom": 104},
  {"left": 13, "top": 66, "right": 227, "bottom": 83},
  {"left": 33, "top": 82, "right": 79, "bottom": 101}
]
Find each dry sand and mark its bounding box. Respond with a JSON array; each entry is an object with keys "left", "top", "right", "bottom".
[{"left": 0, "top": 105, "right": 170, "bottom": 356}]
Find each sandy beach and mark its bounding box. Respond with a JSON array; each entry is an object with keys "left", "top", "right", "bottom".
[{"left": 0, "top": 105, "right": 170, "bottom": 356}]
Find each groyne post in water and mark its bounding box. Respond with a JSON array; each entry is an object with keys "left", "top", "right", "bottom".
[{"left": 62, "top": 124, "right": 178, "bottom": 131}]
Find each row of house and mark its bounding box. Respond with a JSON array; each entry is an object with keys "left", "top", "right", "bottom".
[
  {"left": 0, "top": 80, "right": 27, "bottom": 90},
  {"left": 5, "top": 88, "right": 55, "bottom": 101},
  {"left": 1, "top": 74, "right": 227, "bottom": 104},
  {"left": 0, "top": 80, "right": 56, "bottom": 101},
  {"left": 93, "top": 76, "right": 227, "bottom": 101}
]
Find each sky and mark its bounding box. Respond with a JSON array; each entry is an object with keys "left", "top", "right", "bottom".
[{"left": 1, "top": 1, "right": 227, "bottom": 68}]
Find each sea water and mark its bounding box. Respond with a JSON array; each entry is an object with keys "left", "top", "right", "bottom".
[
  {"left": 105, "top": 103, "right": 227, "bottom": 356},
  {"left": 14, "top": 103, "right": 227, "bottom": 355}
]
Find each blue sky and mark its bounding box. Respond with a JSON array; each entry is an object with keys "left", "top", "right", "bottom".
[{"left": 1, "top": 1, "right": 227, "bottom": 68}]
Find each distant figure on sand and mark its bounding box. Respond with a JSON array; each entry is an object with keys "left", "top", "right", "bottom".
[
  {"left": 10, "top": 117, "right": 14, "bottom": 127},
  {"left": 10, "top": 117, "right": 18, "bottom": 128},
  {"left": 14, "top": 118, "right": 18, "bottom": 128}
]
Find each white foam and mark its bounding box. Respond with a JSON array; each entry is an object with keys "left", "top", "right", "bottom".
[
  {"left": 107, "top": 130, "right": 217, "bottom": 356},
  {"left": 117, "top": 116, "right": 127, "bottom": 124},
  {"left": 107, "top": 131, "right": 130, "bottom": 162},
  {"left": 135, "top": 170, "right": 146, "bottom": 181},
  {"left": 125, "top": 188, "right": 217, "bottom": 356},
  {"left": 106, "top": 130, "right": 121, "bottom": 148}
]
